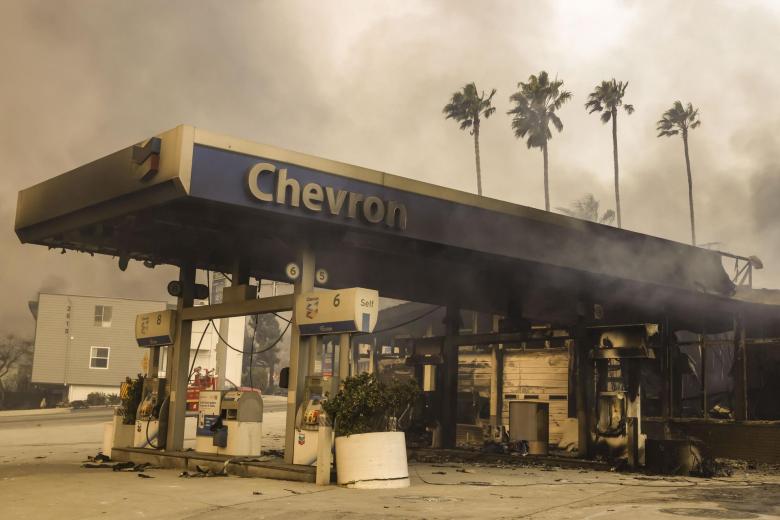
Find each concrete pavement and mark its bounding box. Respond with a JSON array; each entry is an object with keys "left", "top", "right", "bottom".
[
  {"left": 1, "top": 396, "right": 779, "bottom": 519},
  {"left": 2, "top": 456, "right": 779, "bottom": 519}
]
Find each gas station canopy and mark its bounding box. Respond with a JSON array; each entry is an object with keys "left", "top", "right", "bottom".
[{"left": 16, "top": 125, "right": 736, "bottom": 323}]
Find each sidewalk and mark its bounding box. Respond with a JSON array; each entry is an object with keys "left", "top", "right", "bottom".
[{"left": 0, "top": 407, "right": 75, "bottom": 417}]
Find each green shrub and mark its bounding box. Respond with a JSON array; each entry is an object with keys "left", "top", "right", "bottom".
[
  {"left": 322, "top": 373, "right": 420, "bottom": 437},
  {"left": 86, "top": 392, "right": 108, "bottom": 406}
]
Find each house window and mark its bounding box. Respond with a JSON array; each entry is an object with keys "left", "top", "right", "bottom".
[
  {"left": 90, "top": 346, "right": 110, "bottom": 369},
  {"left": 94, "top": 305, "right": 112, "bottom": 327}
]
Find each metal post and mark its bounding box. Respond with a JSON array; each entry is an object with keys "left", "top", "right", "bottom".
[
  {"left": 441, "top": 305, "right": 460, "bottom": 449},
  {"left": 368, "top": 339, "right": 375, "bottom": 374},
  {"left": 214, "top": 272, "right": 230, "bottom": 391},
  {"left": 308, "top": 336, "right": 318, "bottom": 375},
  {"left": 337, "top": 333, "right": 350, "bottom": 384},
  {"left": 215, "top": 317, "right": 229, "bottom": 389},
  {"left": 166, "top": 263, "right": 195, "bottom": 451},
  {"left": 489, "top": 315, "right": 503, "bottom": 428},
  {"left": 701, "top": 335, "right": 708, "bottom": 419},
  {"left": 625, "top": 358, "right": 643, "bottom": 467},
  {"left": 660, "top": 314, "right": 671, "bottom": 428},
  {"left": 284, "top": 247, "right": 314, "bottom": 464},
  {"left": 149, "top": 347, "right": 161, "bottom": 378},
  {"left": 575, "top": 314, "right": 591, "bottom": 458},
  {"left": 734, "top": 314, "right": 748, "bottom": 421},
  {"left": 316, "top": 420, "right": 333, "bottom": 486},
  {"left": 351, "top": 342, "right": 359, "bottom": 375},
  {"left": 216, "top": 260, "right": 250, "bottom": 390}
]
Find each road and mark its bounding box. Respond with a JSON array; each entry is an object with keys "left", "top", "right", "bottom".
[
  {"left": 0, "top": 397, "right": 287, "bottom": 429},
  {"left": 0, "top": 407, "right": 114, "bottom": 428}
]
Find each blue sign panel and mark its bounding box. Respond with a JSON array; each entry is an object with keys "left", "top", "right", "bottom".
[{"left": 188, "top": 144, "right": 531, "bottom": 264}]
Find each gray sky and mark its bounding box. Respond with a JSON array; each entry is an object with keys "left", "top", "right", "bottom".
[{"left": 1, "top": 0, "right": 779, "bottom": 338}]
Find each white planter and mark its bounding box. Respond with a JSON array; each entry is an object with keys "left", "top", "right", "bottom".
[{"left": 335, "top": 431, "right": 410, "bottom": 489}]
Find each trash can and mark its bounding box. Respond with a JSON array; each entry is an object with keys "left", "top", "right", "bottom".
[{"left": 509, "top": 401, "right": 549, "bottom": 455}]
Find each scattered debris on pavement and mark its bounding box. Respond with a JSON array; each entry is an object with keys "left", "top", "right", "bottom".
[
  {"left": 81, "top": 460, "right": 155, "bottom": 473},
  {"left": 179, "top": 464, "right": 227, "bottom": 478}
]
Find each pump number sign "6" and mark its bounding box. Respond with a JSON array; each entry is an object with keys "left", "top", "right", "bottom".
[
  {"left": 285, "top": 262, "right": 300, "bottom": 281},
  {"left": 285, "top": 264, "right": 329, "bottom": 285},
  {"left": 294, "top": 288, "right": 379, "bottom": 335}
]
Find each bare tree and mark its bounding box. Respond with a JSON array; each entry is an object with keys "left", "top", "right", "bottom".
[{"left": 0, "top": 335, "right": 33, "bottom": 402}]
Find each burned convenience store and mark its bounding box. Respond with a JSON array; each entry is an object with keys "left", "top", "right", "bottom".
[{"left": 15, "top": 125, "right": 780, "bottom": 475}]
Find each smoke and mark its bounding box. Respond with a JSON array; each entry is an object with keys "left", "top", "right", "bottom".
[
  {"left": 38, "top": 275, "right": 69, "bottom": 295},
  {"left": 1, "top": 0, "right": 780, "bottom": 337}
]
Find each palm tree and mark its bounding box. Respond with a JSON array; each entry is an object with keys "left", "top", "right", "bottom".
[
  {"left": 585, "top": 79, "right": 634, "bottom": 229},
  {"left": 507, "top": 71, "right": 572, "bottom": 211},
  {"left": 557, "top": 193, "right": 615, "bottom": 225},
  {"left": 443, "top": 83, "right": 497, "bottom": 196},
  {"left": 657, "top": 101, "right": 701, "bottom": 245}
]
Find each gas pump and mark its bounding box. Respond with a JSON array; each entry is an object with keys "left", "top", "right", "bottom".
[
  {"left": 589, "top": 324, "right": 658, "bottom": 467},
  {"left": 285, "top": 288, "right": 380, "bottom": 467},
  {"left": 133, "top": 310, "right": 175, "bottom": 450},
  {"left": 134, "top": 377, "right": 168, "bottom": 449},
  {"left": 195, "top": 389, "right": 264, "bottom": 456},
  {"left": 216, "top": 390, "right": 264, "bottom": 456},
  {"left": 293, "top": 375, "right": 337, "bottom": 465}
]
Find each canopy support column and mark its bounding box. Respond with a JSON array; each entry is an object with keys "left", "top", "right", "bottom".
[
  {"left": 337, "top": 333, "right": 350, "bottom": 386},
  {"left": 575, "top": 310, "right": 591, "bottom": 458},
  {"left": 440, "top": 305, "right": 460, "bottom": 449},
  {"left": 490, "top": 315, "right": 504, "bottom": 428},
  {"left": 166, "top": 263, "right": 195, "bottom": 451},
  {"left": 284, "top": 246, "right": 315, "bottom": 464},
  {"left": 734, "top": 314, "right": 748, "bottom": 421}
]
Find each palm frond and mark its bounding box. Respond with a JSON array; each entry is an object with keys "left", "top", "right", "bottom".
[
  {"left": 600, "top": 209, "right": 616, "bottom": 225},
  {"left": 585, "top": 98, "right": 603, "bottom": 113},
  {"left": 657, "top": 100, "right": 700, "bottom": 137},
  {"left": 444, "top": 82, "right": 498, "bottom": 134},
  {"left": 549, "top": 112, "right": 563, "bottom": 132},
  {"left": 508, "top": 71, "right": 571, "bottom": 149},
  {"left": 586, "top": 78, "right": 633, "bottom": 120}
]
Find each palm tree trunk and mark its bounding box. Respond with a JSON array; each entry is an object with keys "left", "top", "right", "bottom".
[
  {"left": 683, "top": 132, "right": 696, "bottom": 246},
  {"left": 612, "top": 109, "right": 621, "bottom": 228},
  {"left": 542, "top": 141, "right": 550, "bottom": 211},
  {"left": 473, "top": 120, "right": 483, "bottom": 196}
]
